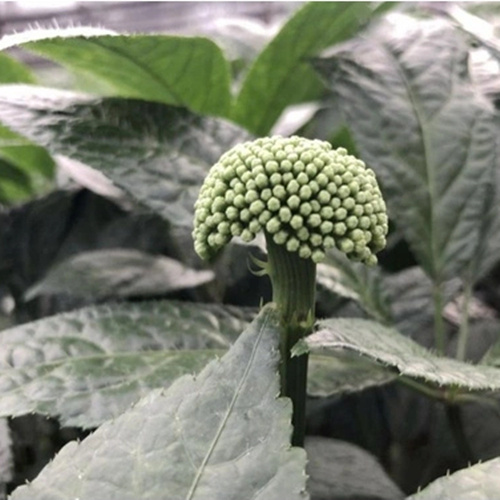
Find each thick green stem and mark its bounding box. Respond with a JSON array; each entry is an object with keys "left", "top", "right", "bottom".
[
  {"left": 456, "top": 282, "right": 472, "bottom": 361},
  {"left": 265, "top": 233, "right": 316, "bottom": 447},
  {"left": 432, "top": 283, "right": 446, "bottom": 355}
]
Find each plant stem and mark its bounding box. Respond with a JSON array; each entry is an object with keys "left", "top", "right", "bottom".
[
  {"left": 265, "top": 233, "right": 316, "bottom": 447},
  {"left": 397, "top": 376, "right": 446, "bottom": 401},
  {"left": 432, "top": 283, "right": 446, "bottom": 355},
  {"left": 456, "top": 281, "right": 472, "bottom": 361}
]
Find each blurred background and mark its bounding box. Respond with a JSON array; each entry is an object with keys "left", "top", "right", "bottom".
[
  {"left": 0, "top": 2, "right": 298, "bottom": 82},
  {"left": 3, "top": 3, "right": 500, "bottom": 499}
]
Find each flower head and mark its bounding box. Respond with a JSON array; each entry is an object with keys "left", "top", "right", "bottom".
[{"left": 193, "top": 136, "right": 387, "bottom": 264}]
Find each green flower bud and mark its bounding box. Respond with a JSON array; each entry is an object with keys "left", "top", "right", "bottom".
[
  {"left": 287, "top": 179, "right": 300, "bottom": 194},
  {"left": 267, "top": 197, "right": 281, "bottom": 212},
  {"left": 193, "top": 135, "right": 387, "bottom": 264},
  {"left": 286, "top": 237, "right": 300, "bottom": 252},
  {"left": 249, "top": 199, "right": 265, "bottom": 216},
  {"left": 273, "top": 185, "right": 287, "bottom": 200},
  {"left": 290, "top": 214, "right": 304, "bottom": 230},
  {"left": 310, "top": 233, "right": 323, "bottom": 247},
  {"left": 299, "top": 244, "right": 312, "bottom": 259},
  {"left": 312, "top": 249, "right": 325, "bottom": 264},
  {"left": 300, "top": 203, "right": 313, "bottom": 217},
  {"left": 266, "top": 217, "right": 281, "bottom": 234},
  {"left": 258, "top": 210, "right": 272, "bottom": 225},
  {"left": 299, "top": 185, "right": 312, "bottom": 200}
]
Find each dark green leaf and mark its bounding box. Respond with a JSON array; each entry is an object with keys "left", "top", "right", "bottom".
[
  {"left": 314, "top": 18, "right": 496, "bottom": 283},
  {"left": 0, "top": 300, "right": 251, "bottom": 427},
  {"left": 9, "top": 306, "right": 308, "bottom": 500},
  {"left": 407, "top": 458, "right": 500, "bottom": 499},
  {"left": 232, "top": 2, "right": 377, "bottom": 135},
  {"left": 0, "top": 52, "right": 35, "bottom": 84},
  {"left": 1, "top": 28, "right": 232, "bottom": 116},
  {"left": 384, "top": 267, "right": 460, "bottom": 343},
  {"left": 0, "top": 86, "right": 249, "bottom": 228},
  {"left": 307, "top": 352, "right": 395, "bottom": 397},
  {"left": 25, "top": 249, "right": 214, "bottom": 300},
  {"left": 301, "top": 317, "right": 500, "bottom": 391},
  {"left": 305, "top": 436, "right": 403, "bottom": 500}
]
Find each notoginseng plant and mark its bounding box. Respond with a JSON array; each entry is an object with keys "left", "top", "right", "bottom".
[{"left": 193, "top": 135, "right": 388, "bottom": 446}]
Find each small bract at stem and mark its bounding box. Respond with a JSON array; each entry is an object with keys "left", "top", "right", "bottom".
[{"left": 192, "top": 135, "right": 388, "bottom": 448}]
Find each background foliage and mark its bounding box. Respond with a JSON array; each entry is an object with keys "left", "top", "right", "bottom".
[{"left": 1, "top": 2, "right": 500, "bottom": 499}]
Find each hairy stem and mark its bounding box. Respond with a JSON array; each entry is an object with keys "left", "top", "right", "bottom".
[
  {"left": 456, "top": 281, "right": 472, "bottom": 361},
  {"left": 265, "top": 233, "right": 316, "bottom": 447}
]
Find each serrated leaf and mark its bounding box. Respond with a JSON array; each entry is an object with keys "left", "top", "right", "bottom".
[
  {"left": 301, "top": 318, "right": 500, "bottom": 391},
  {"left": 0, "top": 86, "right": 249, "bottom": 228},
  {"left": 9, "top": 306, "right": 308, "bottom": 500},
  {"left": 314, "top": 18, "right": 496, "bottom": 283},
  {"left": 407, "top": 458, "right": 500, "bottom": 500},
  {"left": 0, "top": 52, "right": 35, "bottom": 84},
  {"left": 25, "top": 249, "right": 214, "bottom": 300},
  {"left": 0, "top": 300, "right": 252, "bottom": 428},
  {"left": 232, "top": 2, "right": 378, "bottom": 135},
  {"left": 1, "top": 29, "right": 232, "bottom": 116}
]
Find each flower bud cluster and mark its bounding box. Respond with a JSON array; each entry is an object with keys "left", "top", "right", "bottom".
[{"left": 193, "top": 136, "right": 387, "bottom": 264}]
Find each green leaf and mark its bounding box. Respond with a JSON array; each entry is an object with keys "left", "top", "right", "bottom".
[
  {"left": 0, "top": 124, "right": 55, "bottom": 201},
  {"left": 25, "top": 249, "right": 214, "bottom": 300},
  {"left": 475, "top": 115, "right": 500, "bottom": 277},
  {"left": 1, "top": 28, "right": 232, "bottom": 116},
  {"left": 0, "top": 86, "right": 249, "bottom": 228},
  {"left": 232, "top": 2, "right": 377, "bottom": 135},
  {"left": 307, "top": 352, "right": 395, "bottom": 397},
  {"left": 384, "top": 267, "right": 460, "bottom": 342},
  {"left": 9, "top": 306, "right": 308, "bottom": 500},
  {"left": 407, "top": 458, "right": 500, "bottom": 500},
  {"left": 0, "top": 52, "right": 36, "bottom": 84},
  {"left": 0, "top": 124, "right": 54, "bottom": 178},
  {"left": 314, "top": 18, "right": 496, "bottom": 283},
  {"left": 0, "top": 300, "right": 252, "bottom": 428},
  {"left": 0, "top": 157, "right": 34, "bottom": 203},
  {"left": 300, "top": 318, "right": 500, "bottom": 391},
  {"left": 305, "top": 437, "right": 403, "bottom": 500}
]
